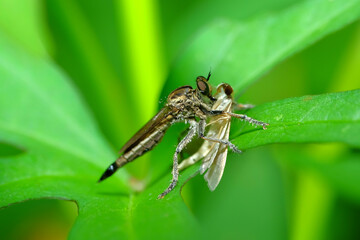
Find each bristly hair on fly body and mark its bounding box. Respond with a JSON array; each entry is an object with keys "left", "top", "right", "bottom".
[
  {"left": 179, "top": 83, "right": 256, "bottom": 190},
  {"left": 98, "top": 73, "right": 269, "bottom": 199}
]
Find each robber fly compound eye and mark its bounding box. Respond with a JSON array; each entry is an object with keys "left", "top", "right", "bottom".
[
  {"left": 196, "top": 76, "right": 216, "bottom": 101},
  {"left": 196, "top": 76, "right": 209, "bottom": 92}
]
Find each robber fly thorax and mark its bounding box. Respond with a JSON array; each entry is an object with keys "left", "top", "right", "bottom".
[{"left": 99, "top": 73, "right": 268, "bottom": 199}]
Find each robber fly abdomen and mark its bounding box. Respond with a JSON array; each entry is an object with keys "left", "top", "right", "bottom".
[{"left": 98, "top": 109, "right": 173, "bottom": 182}]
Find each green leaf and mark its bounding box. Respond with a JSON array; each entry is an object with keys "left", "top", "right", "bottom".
[
  {"left": 1, "top": 0, "right": 360, "bottom": 239},
  {"left": 45, "top": 0, "right": 142, "bottom": 147},
  {"left": 191, "top": 147, "right": 288, "bottom": 240},
  {"left": 160, "top": 0, "right": 300, "bottom": 61},
  {"left": 0, "top": 32, "right": 199, "bottom": 239},
  {"left": 0, "top": 0, "right": 50, "bottom": 57},
  {"left": 317, "top": 153, "right": 360, "bottom": 203},
  {"left": 162, "top": 0, "right": 360, "bottom": 94},
  {"left": 277, "top": 145, "right": 360, "bottom": 204},
  {"left": 232, "top": 89, "right": 360, "bottom": 149},
  {"left": 0, "top": 30, "right": 128, "bottom": 198}
]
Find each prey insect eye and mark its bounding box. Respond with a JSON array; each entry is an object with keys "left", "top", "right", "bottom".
[
  {"left": 224, "top": 84, "right": 233, "bottom": 96},
  {"left": 217, "top": 83, "right": 233, "bottom": 96}
]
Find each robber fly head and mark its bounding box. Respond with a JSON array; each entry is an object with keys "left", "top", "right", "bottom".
[{"left": 196, "top": 72, "right": 216, "bottom": 102}]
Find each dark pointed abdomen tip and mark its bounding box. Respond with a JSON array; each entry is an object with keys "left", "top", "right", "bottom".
[{"left": 98, "top": 162, "right": 118, "bottom": 183}]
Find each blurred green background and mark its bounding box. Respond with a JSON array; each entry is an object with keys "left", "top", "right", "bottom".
[{"left": 0, "top": 0, "right": 360, "bottom": 239}]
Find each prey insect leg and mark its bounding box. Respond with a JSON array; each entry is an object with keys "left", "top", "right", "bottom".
[
  {"left": 198, "top": 119, "right": 242, "bottom": 153},
  {"left": 158, "top": 120, "right": 198, "bottom": 199}
]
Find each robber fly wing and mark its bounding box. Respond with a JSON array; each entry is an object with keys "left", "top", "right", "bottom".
[{"left": 119, "top": 106, "right": 172, "bottom": 154}]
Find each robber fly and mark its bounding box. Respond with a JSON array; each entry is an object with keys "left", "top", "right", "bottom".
[
  {"left": 98, "top": 73, "right": 268, "bottom": 199},
  {"left": 178, "top": 83, "right": 261, "bottom": 190}
]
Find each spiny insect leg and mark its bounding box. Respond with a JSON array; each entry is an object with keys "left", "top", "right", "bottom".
[
  {"left": 158, "top": 121, "right": 197, "bottom": 199},
  {"left": 198, "top": 119, "right": 241, "bottom": 153},
  {"left": 225, "top": 112, "right": 269, "bottom": 129},
  {"left": 201, "top": 136, "right": 241, "bottom": 153},
  {"left": 209, "top": 110, "right": 269, "bottom": 129},
  {"left": 177, "top": 126, "right": 190, "bottom": 160}
]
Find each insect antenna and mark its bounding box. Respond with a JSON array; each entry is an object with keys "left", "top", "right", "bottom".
[{"left": 207, "top": 70, "right": 211, "bottom": 81}]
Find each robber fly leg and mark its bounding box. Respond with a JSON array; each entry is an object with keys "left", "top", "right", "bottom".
[
  {"left": 198, "top": 119, "right": 242, "bottom": 153},
  {"left": 202, "top": 135, "right": 242, "bottom": 153},
  {"left": 158, "top": 120, "right": 197, "bottom": 199},
  {"left": 177, "top": 127, "right": 189, "bottom": 160},
  {"left": 226, "top": 112, "right": 269, "bottom": 129},
  {"left": 209, "top": 110, "right": 269, "bottom": 129}
]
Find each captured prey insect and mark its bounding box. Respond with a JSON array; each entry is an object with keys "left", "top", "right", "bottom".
[
  {"left": 178, "top": 83, "right": 264, "bottom": 191},
  {"left": 98, "top": 73, "right": 269, "bottom": 199}
]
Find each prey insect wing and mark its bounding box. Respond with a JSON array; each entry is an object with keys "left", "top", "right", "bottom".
[
  {"left": 99, "top": 74, "right": 269, "bottom": 198},
  {"left": 203, "top": 122, "right": 231, "bottom": 190},
  {"left": 202, "top": 99, "right": 232, "bottom": 190},
  {"left": 179, "top": 83, "right": 233, "bottom": 190}
]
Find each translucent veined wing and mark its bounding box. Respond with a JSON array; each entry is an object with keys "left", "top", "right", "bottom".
[
  {"left": 178, "top": 83, "right": 233, "bottom": 191},
  {"left": 203, "top": 117, "right": 231, "bottom": 191},
  {"left": 202, "top": 87, "right": 232, "bottom": 190},
  {"left": 119, "top": 85, "right": 193, "bottom": 155}
]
